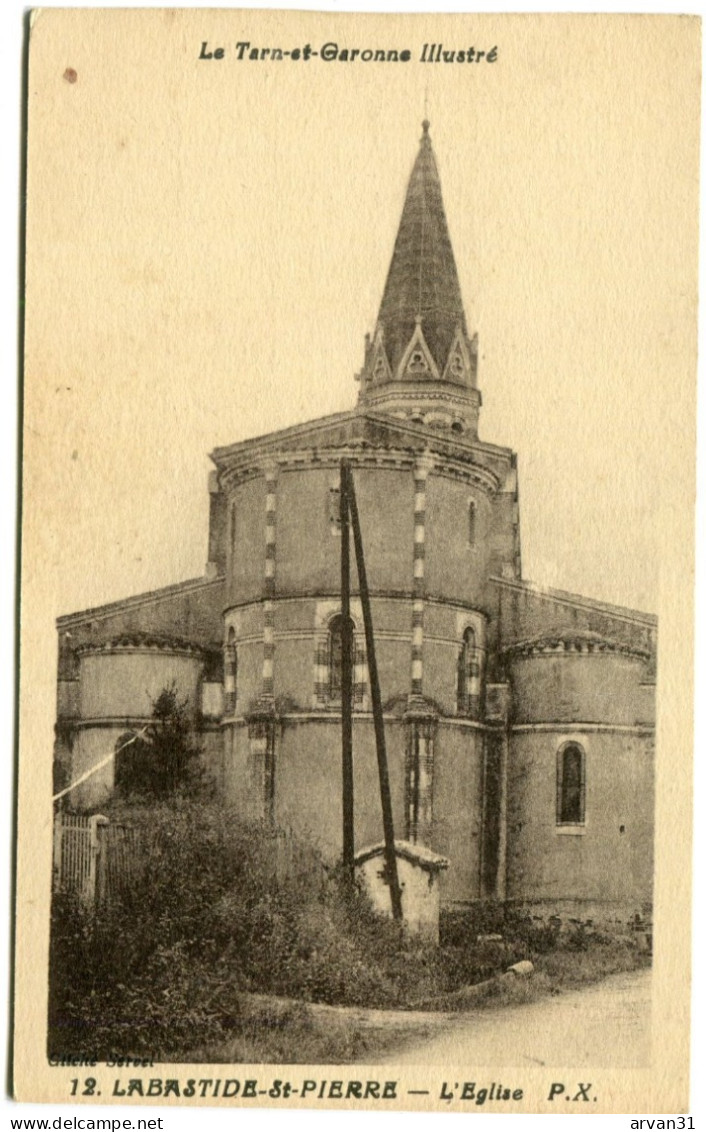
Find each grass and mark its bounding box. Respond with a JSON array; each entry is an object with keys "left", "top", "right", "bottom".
[
  {"left": 183, "top": 938, "right": 650, "bottom": 1064},
  {"left": 181, "top": 994, "right": 440, "bottom": 1063},
  {"left": 191, "top": 1004, "right": 433, "bottom": 1064},
  {"left": 536, "top": 939, "right": 648, "bottom": 988},
  {"left": 444, "top": 936, "right": 650, "bottom": 1014}
]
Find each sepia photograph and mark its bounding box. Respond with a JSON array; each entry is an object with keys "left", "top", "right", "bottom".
[{"left": 15, "top": 8, "right": 698, "bottom": 1112}]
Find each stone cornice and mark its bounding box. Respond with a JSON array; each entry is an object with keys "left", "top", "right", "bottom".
[
  {"left": 219, "top": 442, "right": 501, "bottom": 496},
  {"left": 212, "top": 409, "right": 513, "bottom": 491},
  {"left": 61, "top": 715, "right": 221, "bottom": 733},
  {"left": 510, "top": 722, "right": 655, "bottom": 735},
  {"left": 503, "top": 630, "right": 651, "bottom": 661},
  {"left": 362, "top": 383, "right": 480, "bottom": 409},
  {"left": 76, "top": 632, "right": 208, "bottom": 659},
  {"left": 222, "top": 592, "right": 493, "bottom": 615}
]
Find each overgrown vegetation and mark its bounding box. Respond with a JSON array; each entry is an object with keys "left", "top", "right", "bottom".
[
  {"left": 51, "top": 692, "right": 649, "bottom": 1064},
  {"left": 49, "top": 802, "right": 433, "bottom": 1059},
  {"left": 49, "top": 798, "right": 649, "bottom": 1063}
]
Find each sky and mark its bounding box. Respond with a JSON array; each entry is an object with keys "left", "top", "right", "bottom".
[{"left": 23, "top": 10, "right": 699, "bottom": 625}]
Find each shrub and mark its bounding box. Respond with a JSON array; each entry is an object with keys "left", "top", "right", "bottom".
[
  {"left": 114, "top": 684, "right": 205, "bottom": 801},
  {"left": 502, "top": 907, "right": 562, "bottom": 953},
  {"left": 48, "top": 802, "right": 426, "bottom": 1059},
  {"left": 439, "top": 902, "right": 506, "bottom": 948}
]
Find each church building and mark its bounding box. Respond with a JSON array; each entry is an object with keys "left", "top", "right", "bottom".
[{"left": 54, "top": 122, "right": 656, "bottom": 924}]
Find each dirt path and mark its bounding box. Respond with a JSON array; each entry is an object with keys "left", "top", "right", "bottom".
[{"left": 382, "top": 969, "right": 652, "bottom": 1067}]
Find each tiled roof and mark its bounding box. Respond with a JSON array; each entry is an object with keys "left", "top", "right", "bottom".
[
  {"left": 376, "top": 121, "right": 468, "bottom": 376},
  {"left": 354, "top": 839, "right": 450, "bottom": 872}
]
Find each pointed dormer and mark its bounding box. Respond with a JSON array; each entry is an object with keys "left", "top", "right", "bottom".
[{"left": 357, "top": 122, "right": 481, "bottom": 436}]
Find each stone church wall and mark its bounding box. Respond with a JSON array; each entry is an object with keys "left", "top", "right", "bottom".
[
  {"left": 275, "top": 716, "right": 407, "bottom": 858},
  {"left": 424, "top": 475, "right": 491, "bottom": 605},
  {"left": 225, "top": 476, "right": 266, "bottom": 606},
  {"left": 350, "top": 467, "right": 416, "bottom": 594},
  {"left": 275, "top": 468, "right": 335, "bottom": 594},
  {"left": 509, "top": 650, "right": 652, "bottom": 727},
  {"left": 218, "top": 712, "right": 486, "bottom": 907},
  {"left": 484, "top": 488, "right": 520, "bottom": 582},
  {"left": 506, "top": 728, "right": 654, "bottom": 913},
  {"left": 78, "top": 649, "right": 203, "bottom": 722},
  {"left": 56, "top": 640, "right": 210, "bottom": 810},
  {"left": 433, "top": 722, "right": 484, "bottom": 905},
  {"left": 504, "top": 646, "right": 654, "bottom": 914}
]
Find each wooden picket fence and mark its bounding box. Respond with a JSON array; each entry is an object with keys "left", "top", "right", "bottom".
[{"left": 52, "top": 812, "right": 329, "bottom": 908}]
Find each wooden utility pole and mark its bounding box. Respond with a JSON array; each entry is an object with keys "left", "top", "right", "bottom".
[
  {"left": 340, "top": 460, "right": 355, "bottom": 884},
  {"left": 346, "top": 468, "right": 403, "bottom": 921}
]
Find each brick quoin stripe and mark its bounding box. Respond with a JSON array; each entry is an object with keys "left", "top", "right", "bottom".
[
  {"left": 314, "top": 640, "right": 329, "bottom": 704},
  {"left": 224, "top": 632, "right": 237, "bottom": 714},
  {"left": 410, "top": 462, "right": 429, "bottom": 697},
  {"left": 262, "top": 468, "right": 277, "bottom": 698}
]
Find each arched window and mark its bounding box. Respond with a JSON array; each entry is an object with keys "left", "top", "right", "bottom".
[
  {"left": 408, "top": 349, "right": 429, "bottom": 374},
  {"left": 313, "top": 608, "right": 366, "bottom": 710},
  {"left": 328, "top": 486, "right": 341, "bottom": 533},
  {"left": 456, "top": 627, "right": 480, "bottom": 716},
  {"left": 328, "top": 613, "right": 355, "bottom": 702},
  {"left": 468, "top": 501, "right": 477, "bottom": 546},
  {"left": 557, "top": 743, "right": 586, "bottom": 825},
  {"left": 224, "top": 627, "right": 237, "bottom": 715}
]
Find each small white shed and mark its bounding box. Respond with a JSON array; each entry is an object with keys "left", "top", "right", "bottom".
[{"left": 354, "top": 839, "right": 449, "bottom": 942}]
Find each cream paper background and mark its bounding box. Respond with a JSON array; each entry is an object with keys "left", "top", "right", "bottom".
[{"left": 15, "top": 8, "right": 699, "bottom": 1111}]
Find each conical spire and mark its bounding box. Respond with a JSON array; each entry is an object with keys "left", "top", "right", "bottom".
[
  {"left": 357, "top": 123, "right": 480, "bottom": 436},
  {"left": 377, "top": 120, "right": 468, "bottom": 376}
]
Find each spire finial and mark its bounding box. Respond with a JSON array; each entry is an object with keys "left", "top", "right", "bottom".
[{"left": 422, "top": 118, "right": 430, "bottom": 136}]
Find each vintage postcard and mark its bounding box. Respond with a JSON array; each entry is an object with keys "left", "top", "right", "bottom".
[{"left": 15, "top": 8, "right": 699, "bottom": 1114}]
